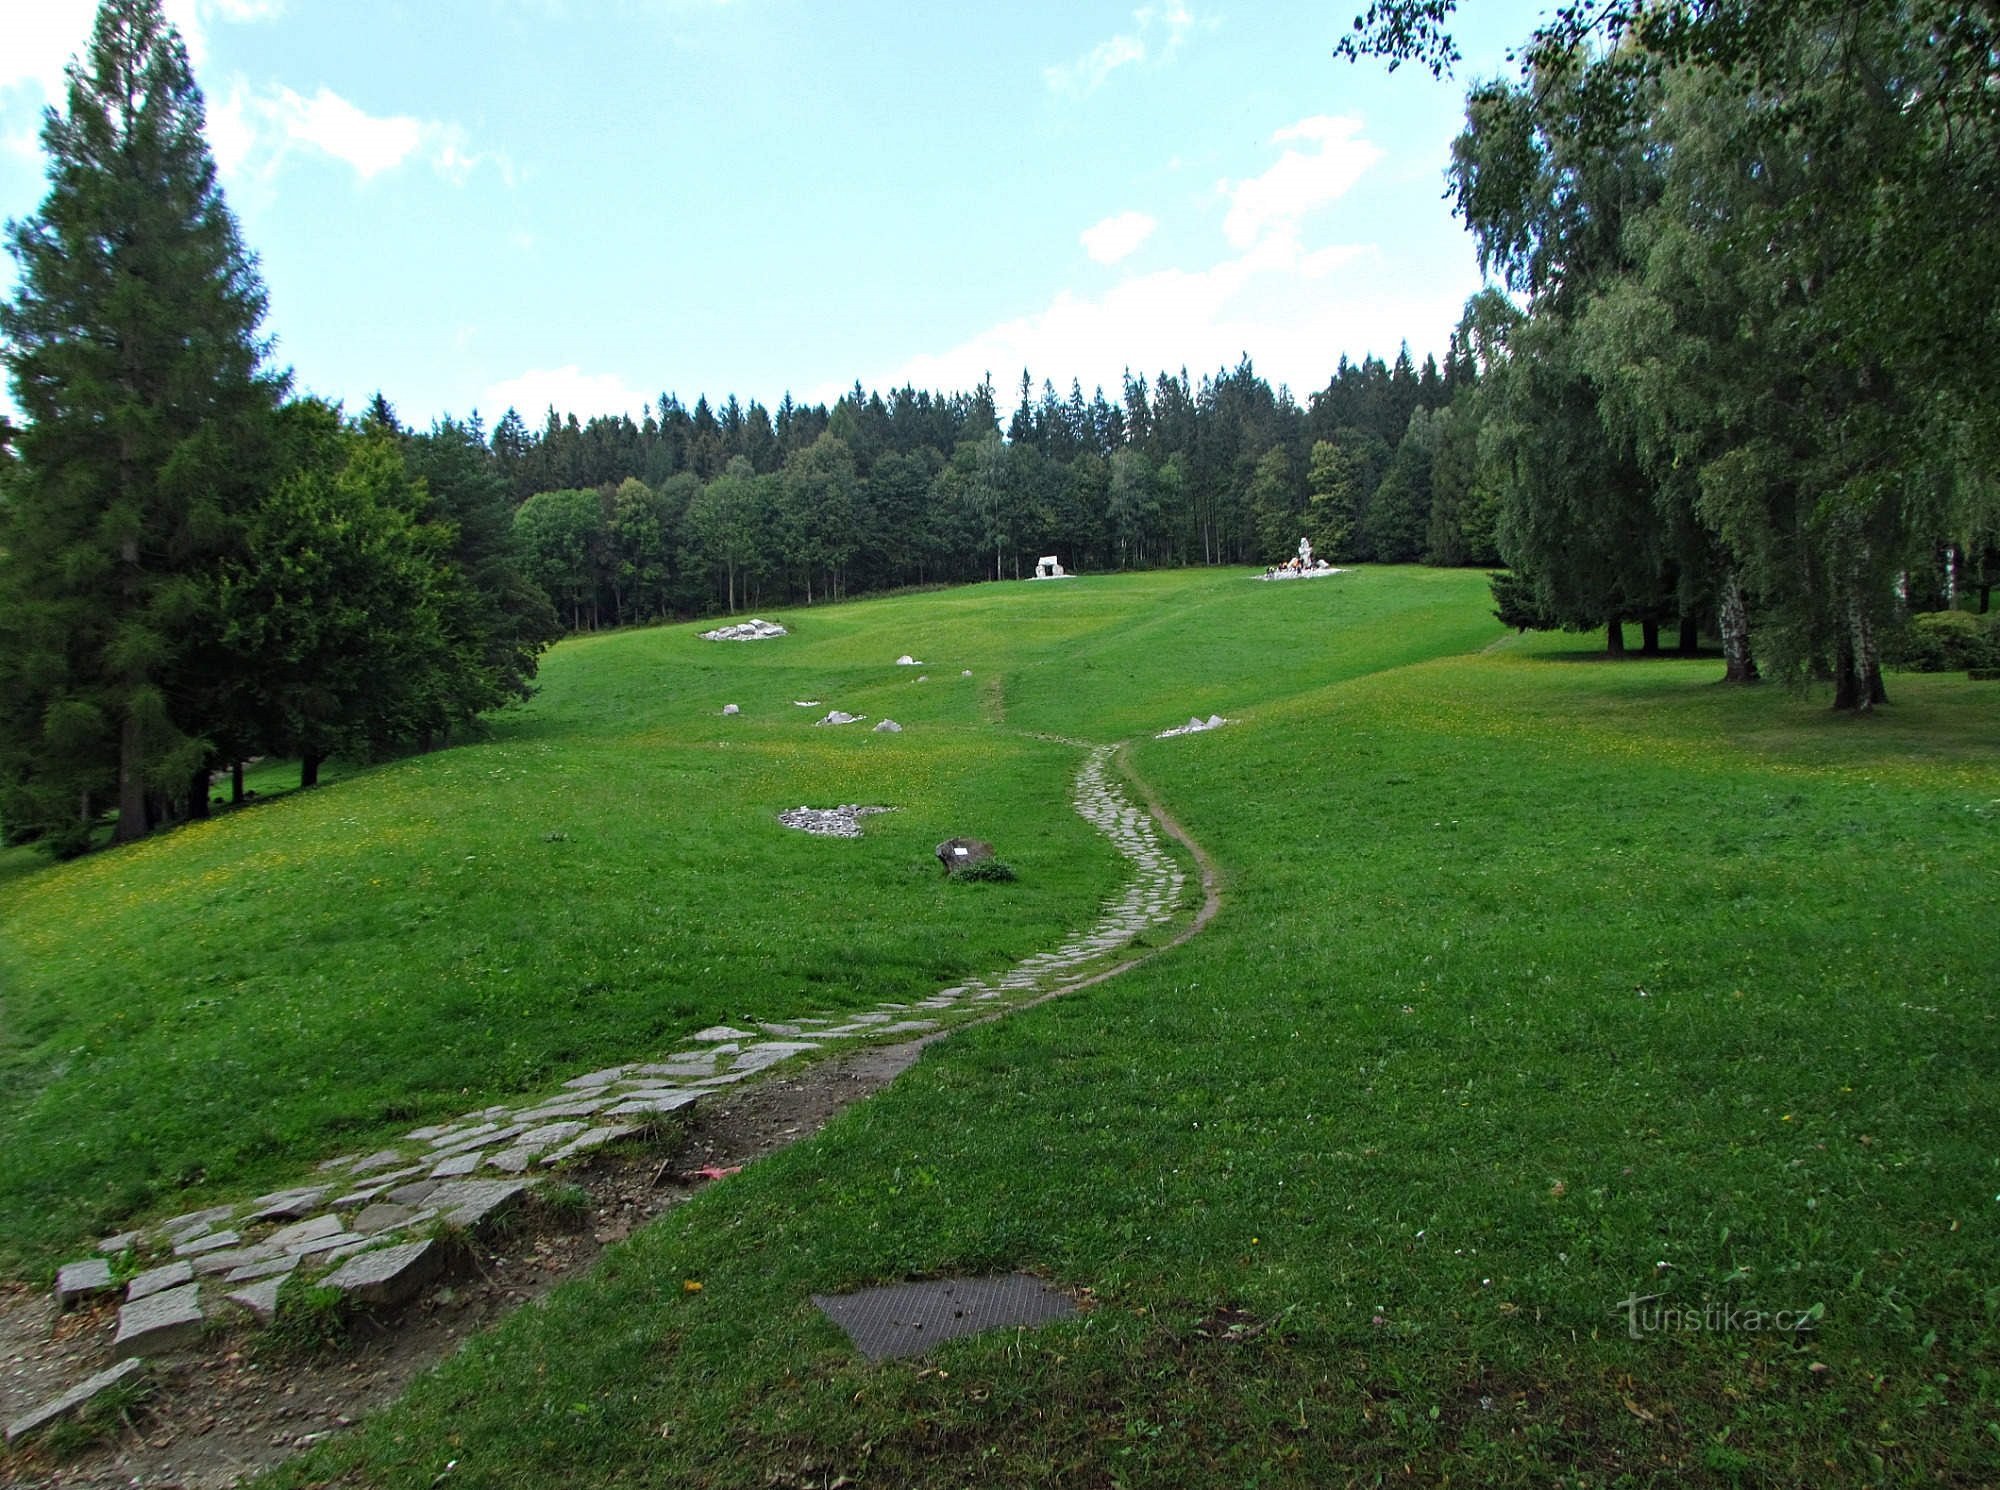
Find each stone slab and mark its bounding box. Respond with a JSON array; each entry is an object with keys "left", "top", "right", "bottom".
[
  {"left": 247, "top": 1188, "right": 329, "bottom": 1223},
  {"left": 173, "top": 1229, "right": 242, "bottom": 1258},
  {"left": 289, "top": 1230, "right": 366, "bottom": 1258},
  {"left": 225, "top": 1277, "right": 285, "bottom": 1324},
  {"left": 5, "top": 1358, "right": 147, "bottom": 1446},
  {"left": 605, "top": 1091, "right": 701, "bottom": 1116},
  {"left": 96, "top": 1231, "right": 140, "bottom": 1256},
  {"left": 354, "top": 1202, "right": 419, "bottom": 1234},
  {"left": 320, "top": 1239, "right": 445, "bottom": 1307},
  {"left": 268, "top": 1214, "right": 343, "bottom": 1251},
  {"left": 689, "top": 1025, "right": 757, "bottom": 1041},
  {"left": 385, "top": 1179, "right": 440, "bottom": 1206},
  {"left": 429, "top": 1151, "right": 483, "bottom": 1179},
  {"left": 539, "top": 1124, "right": 636, "bottom": 1167},
  {"left": 224, "top": 1253, "right": 300, "bottom": 1284},
  {"left": 513, "top": 1097, "right": 609, "bottom": 1121},
  {"left": 561, "top": 1066, "right": 635, "bottom": 1091},
  {"left": 191, "top": 1243, "right": 283, "bottom": 1277},
  {"left": 55, "top": 1257, "right": 115, "bottom": 1308},
  {"left": 127, "top": 1261, "right": 194, "bottom": 1301},
  {"left": 348, "top": 1149, "right": 409, "bottom": 1175},
  {"left": 162, "top": 1204, "right": 234, "bottom": 1235},
  {"left": 426, "top": 1179, "right": 530, "bottom": 1231},
  {"left": 114, "top": 1283, "right": 204, "bottom": 1360}
]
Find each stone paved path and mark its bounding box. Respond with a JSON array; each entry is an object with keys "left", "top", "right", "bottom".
[{"left": 6, "top": 743, "right": 1197, "bottom": 1448}]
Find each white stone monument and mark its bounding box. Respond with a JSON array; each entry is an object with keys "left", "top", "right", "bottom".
[{"left": 1033, "top": 555, "right": 1067, "bottom": 579}]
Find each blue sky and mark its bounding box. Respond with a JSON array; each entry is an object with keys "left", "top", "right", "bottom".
[{"left": 2, "top": 1, "right": 1545, "bottom": 431}]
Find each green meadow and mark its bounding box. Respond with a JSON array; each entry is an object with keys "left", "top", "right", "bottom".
[{"left": 6, "top": 567, "right": 1998, "bottom": 1485}]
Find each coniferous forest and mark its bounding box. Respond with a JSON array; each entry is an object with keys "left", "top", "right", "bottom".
[{"left": 4, "top": 0, "right": 1997, "bottom": 858}]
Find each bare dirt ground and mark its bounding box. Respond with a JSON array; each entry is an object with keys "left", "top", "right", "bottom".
[{"left": 1, "top": 1038, "right": 929, "bottom": 1490}]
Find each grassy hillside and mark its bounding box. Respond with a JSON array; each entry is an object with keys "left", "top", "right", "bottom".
[{"left": 250, "top": 578, "right": 2000, "bottom": 1488}]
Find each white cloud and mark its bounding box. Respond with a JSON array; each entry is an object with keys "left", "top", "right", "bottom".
[
  {"left": 211, "top": 80, "right": 505, "bottom": 185},
  {"left": 845, "top": 114, "right": 1463, "bottom": 404},
  {"left": 1080, "top": 210, "right": 1157, "bottom": 265},
  {"left": 0, "top": 1, "right": 283, "bottom": 103},
  {"left": 1220, "top": 115, "right": 1383, "bottom": 251},
  {"left": 1045, "top": 2, "right": 1196, "bottom": 97},
  {"left": 480, "top": 366, "right": 653, "bottom": 423}
]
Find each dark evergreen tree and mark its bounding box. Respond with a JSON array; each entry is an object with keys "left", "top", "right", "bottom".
[{"left": 0, "top": 0, "right": 286, "bottom": 849}]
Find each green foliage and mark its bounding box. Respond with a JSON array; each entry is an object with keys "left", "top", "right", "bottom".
[
  {"left": 259, "top": 1278, "right": 358, "bottom": 1359},
  {"left": 951, "top": 857, "right": 1016, "bottom": 884},
  {"left": 1887, "top": 611, "right": 2000, "bottom": 674}
]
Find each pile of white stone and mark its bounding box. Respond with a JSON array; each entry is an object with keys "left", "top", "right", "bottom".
[
  {"left": 702, "top": 618, "right": 787, "bottom": 641},
  {"left": 1258, "top": 562, "right": 1344, "bottom": 582},
  {"left": 776, "top": 804, "right": 897, "bottom": 838},
  {"left": 1157, "top": 714, "right": 1228, "bottom": 739},
  {"left": 814, "top": 710, "right": 865, "bottom": 727}
]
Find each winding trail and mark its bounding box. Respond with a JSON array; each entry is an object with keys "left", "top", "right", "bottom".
[{"left": 2, "top": 738, "right": 1223, "bottom": 1465}]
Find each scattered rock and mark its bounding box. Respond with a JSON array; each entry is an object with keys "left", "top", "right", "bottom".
[
  {"left": 224, "top": 1254, "right": 300, "bottom": 1284},
  {"left": 701, "top": 618, "right": 787, "bottom": 641},
  {"left": 96, "top": 1231, "right": 139, "bottom": 1256},
  {"left": 776, "top": 804, "right": 896, "bottom": 838},
  {"left": 813, "top": 710, "right": 865, "bottom": 726},
  {"left": 114, "top": 1283, "right": 204, "bottom": 1360},
  {"left": 603, "top": 1092, "right": 699, "bottom": 1118},
  {"left": 961, "top": 669, "right": 972, "bottom": 677},
  {"left": 247, "top": 1188, "right": 327, "bottom": 1222},
  {"left": 5, "top": 1358, "right": 148, "bottom": 1446},
  {"left": 936, "top": 837, "right": 997, "bottom": 875},
  {"left": 174, "top": 1229, "right": 242, "bottom": 1257},
  {"left": 690, "top": 1025, "right": 757, "bottom": 1042},
  {"left": 721, "top": 703, "right": 740, "bottom": 715},
  {"left": 873, "top": 719, "right": 903, "bottom": 733},
  {"left": 191, "top": 1244, "right": 282, "bottom": 1277},
  {"left": 792, "top": 699, "right": 821, "bottom": 706},
  {"left": 895, "top": 655, "right": 922, "bottom": 665},
  {"left": 354, "top": 1202, "right": 421, "bottom": 1235},
  {"left": 55, "top": 1257, "right": 116, "bottom": 1309},
  {"left": 321, "top": 1239, "right": 445, "bottom": 1308},
  {"left": 127, "top": 1261, "right": 194, "bottom": 1302},
  {"left": 385, "top": 1179, "right": 441, "bottom": 1206}
]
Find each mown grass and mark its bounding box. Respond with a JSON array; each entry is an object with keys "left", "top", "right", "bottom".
[{"left": 255, "top": 586, "right": 1999, "bottom": 1489}]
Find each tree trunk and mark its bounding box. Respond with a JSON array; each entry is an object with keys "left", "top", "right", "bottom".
[
  {"left": 113, "top": 709, "right": 148, "bottom": 843},
  {"left": 1606, "top": 618, "right": 1626, "bottom": 656},
  {"left": 1678, "top": 616, "right": 1699, "bottom": 655},
  {"left": 1640, "top": 618, "right": 1661, "bottom": 654},
  {"left": 1721, "top": 573, "right": 1758, "bottom": 684},
  {"left": 231, "top": 761, "right": 245, "bottom": 804},
  {"left": 188, "top": 767, "right": 210, "bottom": 821},
  {"left": 301, "top": 752, "right": 322, "bottom": 789},
  {"left": 1848, "top": 589, "right": 1886, "bottom": 711}
]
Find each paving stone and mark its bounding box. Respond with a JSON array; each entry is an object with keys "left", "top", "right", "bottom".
[
  {"left": 316, "top": 1152, "right": 361, "bottom": 1172},
  {"left": 114, "top": 1283, "right": 203, "bottom": 1360},
  {"left": 173, "top": 1229, "right": 242, "bottom": 1258},
  {"left": 330, "top": 1186, "right": 389, "bottom": 1208},
  {"left": 429, "top": 1151, "right": 483, "bottom": 1178},
  {"left": 727, "top": 1041, "right": 822, "bottom": 1075},
  {"left": 403, "top": 1123, "right": 455, "bottom": 1142},
  {"left": 289, "top": 1230, "right": 367, "bottom": 1258},
  {"left": 55, "top": 1258, "right": 116, "bottom": 1308},
  {"left": 428, "top": 1121, "right": 499, "bottom": 1149},
  {"left": 127, "top": 1261, "right": 194, "bottom": 1302},
  {"left": 561, "top": 1065, "right": 635, "bottom": 1091},
  {"left": 512, "top": 1097, "right": 609, "bottom": 1121},
  {"left": 225, "top": 1277, "right": 285, "bottom": 1324},
  {"left": 427, "top": 1179, "right": 530, "bottom": 1231},
  {"left": 267, "top": 1215, "right": 344, "bottom": 1251},
  {"left": 485, "top": 1147, "right": 537, "bottom": 1173},
  {"left": 96, "top": 1231, "right": 140, "bottom": 1255},
  {"left": 321, "top": 1240, "right": 445, "bottom": 1307},
  {"left": 5, "top": 1358, "right": 148, "bottom": 1446},
  {"left": 430, "top": 1122, "right": 527, "bottom": 1158},
  {"left": 224, "top": 1253, "right": 300, "bottom": 1284},
  {"left": 355, "top": 1202, "right": 421, "bottom": 1233},
  {"left": 539, "top": 1124, "right": 637, "bottom": 1166},
  {"left": 191, "top": 1244, "right": 283, "bottom": 1277},
  {"left": 632, "top": 1061, "right": 717, "bottom": 1079},
  {"left": 385, "top": 1179, "right": 440, "bottom": 1206},
  {"left": 163, "top": 1204, "right": 234, "bottom": 1235},
  {"left": 245, "top": 1189, "right": 323, "bottom": 1216},
  {"left": 689, "top": 1025, "right": 758, "bottom": 1041},
  {"left": 349, "top": 1149, "right": 409, "bottom": 1175},
  {"left": 605, "top": 1091, "right": 703, "bottom": 1116}
]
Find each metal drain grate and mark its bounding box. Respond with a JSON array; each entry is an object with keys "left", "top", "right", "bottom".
[{"left": 812, "top": 1273, "right": 1077, "bottom": 1360}]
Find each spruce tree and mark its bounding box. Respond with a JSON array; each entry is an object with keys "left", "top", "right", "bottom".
[{"left": 0, "top": 0, "right": 284, "bottom": 848}]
